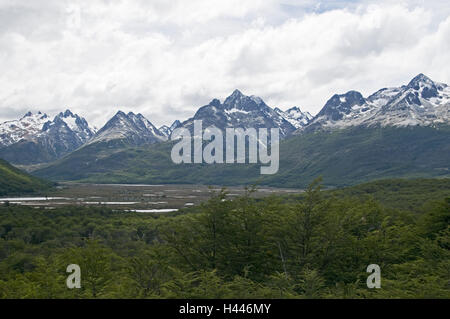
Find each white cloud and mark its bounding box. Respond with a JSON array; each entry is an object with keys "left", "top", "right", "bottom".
[{"left": 0, "top": 0, "right": 449, "bottom": 128}]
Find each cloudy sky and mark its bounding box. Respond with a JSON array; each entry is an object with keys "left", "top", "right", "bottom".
[{"left": 0, "top": 0, "right": 449, "bottom": 128}]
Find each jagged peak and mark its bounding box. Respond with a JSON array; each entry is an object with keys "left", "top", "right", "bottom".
[
  {"left": 209, "top": 98, "right": 221, "bottom": 107},
  {"left": 21, "top": 111, "right": 48, "bottom": 120},
  {"left": 62, "top": 109, "right": 75, "bottom": 117},
  {"left": 325, "top": 90, "right": 364, "bottom": 107},
  {"left": 55, "top": 109, "right": 75, "bottom": 119},
  {"left": 170, "top": 120, "right": 181, "bottom": 130},
  {"left": 224, "top": 89, "right": 245, "bottom": 105},
  {"left": 104, "top": 111, "right": 157, "bottom": 128},
  {"left": 344, "top": 90, "right": 364, "bottom": 98},
  {"left": 407, "top": 73, "right": 434, "bottom": 88},
  {"left": 223, "top": 89, "right": 268, "bottom": 111},
  {"left": 126, "top": 112, "right": 151, "bottom": 125},
  {"left": 231, "top": 89, "right": 243, "bottom": 97},
  {"left": 405, "top": 73, "right": 441, "bottom": 99},
  {"left": 276, "top": 106, "right": 305, "bottom": 115},
  {"left": 286, "top": 106, "right": 307, "bottom": 114},
  {"left": 286, "top": 106, "right": 313, "bottom": 118},
  {"left": 114, "top": 110, "right": 127, "bottom": 117}
]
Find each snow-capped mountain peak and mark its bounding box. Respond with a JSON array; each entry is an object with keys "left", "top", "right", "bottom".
[
  {"left": 20, "top": 111, "right": 48, "bottom": 120},
  {"left": 87, "top": 111, "right": 167, "bottom": 145},
  {"left": 158, "top": 125, "right": 171, "bottom": 137},
  {"left": 0, "top": 111, "right": 50, "bottom": 147},
  {"left": 159, "top": 120, "right": 182, "bottom": 138},
  {"left": 275, "top": 106, "right": 313, "bottom": 129},
  {"left": 302, "top": 74, "right": 450, "bottom": 132},
  {"left": 223, "top": 89, "right": 252, "bottom": 110},
  {"left": 317, "top": 91, "right": 366, "bottom": 121},
  {"left": 0, "top": 109, "right": 97, "bottom": 164},
  {"left": 408, "top": 73, "right": 435, "bottom": 88},
  {"left": 170, "top": 120, "right": 181, "bottom": 131},
  {"left": 404, "top": 73, "right": 440, "bottom": 99},
  {"left": 224, "top": 89, "right": 244, "bottom": 105},
  {"left": 180, "top": 90, "right": 297, "bottom": 138},
  {"left": 49, "top": 109, "right": 94, "bottom": 142},
  {"left": 0, "top": 110, "right": 97, "bottom": 164}
]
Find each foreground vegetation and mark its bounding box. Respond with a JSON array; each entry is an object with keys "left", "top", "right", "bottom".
[{"left": 0, "top": 178, "right": 448, "bottom": 299}]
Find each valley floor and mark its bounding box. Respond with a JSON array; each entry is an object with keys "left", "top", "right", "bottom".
[{"left": 0, "top": 183, "right": 303, "bottom": 212}]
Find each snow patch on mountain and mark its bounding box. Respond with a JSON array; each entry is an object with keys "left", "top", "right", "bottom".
[
  {"left": 0, "top": 109, "right": 97, "bottom": 164},
  {"left": 159, "top": 120, "right": 182, "bottom": 138},
  {"left": 302, "top": 74, "right": 450, "bottom": 132},
  {"left": 87, "top": 111, "right": 167, "bottom": 145},
  {"left": 0, "top": 112, "right": 50, "bottom": 147},
  {"left": 53, "top": 109, "right": 94, "bottom": 142},
  {"left": 159, "top": 125, "right": 171, "bottom": 137},
  {"left": 275, "top": 107, "right": 313, "bottom": 129},
  {"left": 180, "top": 90, "right": 297, "bottom": 138}
]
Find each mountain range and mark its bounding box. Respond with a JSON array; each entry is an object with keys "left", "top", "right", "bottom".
[
  {"left": 305, "top": 73, "right": 449, "bottom": 131},
  {"left": 0, "top": 73, "right": 449, "bottom": 187},
  {"left": 178, "top": 89, "right": 305, "bottom": 138},
  {"left": 0, "top": 90, "right": 313, "bottom": 165},
  {"left": 0, "top": 110, "right": 95, "bottom": 165}
]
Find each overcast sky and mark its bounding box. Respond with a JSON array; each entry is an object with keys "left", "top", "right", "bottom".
[{"left": 0, "top": 0, "right": 449, "bottom": 128}]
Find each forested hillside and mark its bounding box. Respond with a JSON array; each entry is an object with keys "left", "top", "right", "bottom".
[
  {"left": 0, "top": 159, "right": 52, "bottom": 196},
  {"left": 305, "top": 178, "right": 450, "bottom": 212},
  {"left": 33, "top": 126, "right": 450, "bottom": 188}
]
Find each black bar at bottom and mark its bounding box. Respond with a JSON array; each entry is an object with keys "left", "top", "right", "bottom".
[{"left": 0, "top": 299, "right": 446, "bottom": 318}]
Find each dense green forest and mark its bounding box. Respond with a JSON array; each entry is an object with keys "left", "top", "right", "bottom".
[
  {"left": 0, "top": 178, "right": 448, "bottom": 299},
  {"left": 312, "top": 178, "right": 450, "bottom": 213},
  {"left": 0, "top": 159, "right": 52, "bottom": 196}
]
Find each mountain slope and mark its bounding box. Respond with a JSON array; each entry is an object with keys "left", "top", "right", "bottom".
[
  {"left": 266, "top": 124, "right": 450, "bottom": 187},
  {"left": 33, "top": 125, "right": 450, "bottom": 188},
  {"left": 27, "top": 74, "right": 450, "bottom": 187},
  {"left": 0, "top": 158, "right": 52, "bottom": 196}
]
